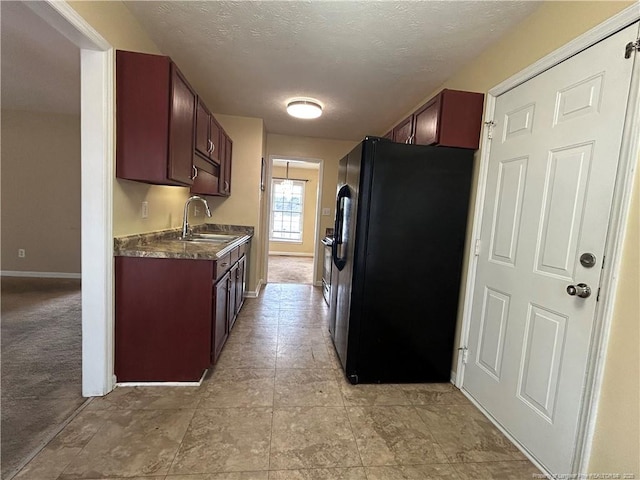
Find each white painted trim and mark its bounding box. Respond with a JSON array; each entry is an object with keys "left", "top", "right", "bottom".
[
  {"left": 116, "top": 369, "right": 208, "bottom": 388},
  {"left": 457, "top": 8, "right": 640, "bottom": 475},
  {"left": 26, "top": 1, "right": 114, "bottom": 398},
  {"left": 80, "top": 47, "right": 115, "bottom": 397},
  {"left": 490, "top": 3, "right": 640, "bottom": 97},
  {"left": 24, "top": 1, "right": 109, "bottom": 51},
  {"left": 460, "top": 388, "right": 548, "bottom": 478},
  {"left": 577, "top": 24, "right": 640, "bottom": 473},
  {"left": 1, "top": 271, "right": 81, "bottom": 279},
  {"left": 268, "top": 251, "right": 314, "bottom": 257},
  {"left": 265, "top": 154, "right": 325, "bottom": 286},
  {"left": 245, "top": 278, "right": 263, "bottom": 298},
  {"left": 314, "top": 280, "right": 323, "bottom": 288}
]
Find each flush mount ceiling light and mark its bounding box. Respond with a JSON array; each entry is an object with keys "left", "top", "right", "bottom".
[{"left": 286, "top": 98, "right": 323, "bottom": 119}]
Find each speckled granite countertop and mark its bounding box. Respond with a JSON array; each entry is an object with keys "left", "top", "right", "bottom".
[{"left": 114, "top": 224, "right": 253, "bottom": 260}]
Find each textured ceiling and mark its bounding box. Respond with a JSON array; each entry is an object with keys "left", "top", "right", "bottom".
[
  {"left": 1, "top": 1, "right": 80, "bottom": 114},
  {"left": 125, "top": 1, "right": 541, "bottom": 141}
]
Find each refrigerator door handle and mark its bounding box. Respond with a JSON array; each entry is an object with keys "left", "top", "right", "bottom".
[{"left": 332, "top": 185, "right": 350, "bottom": 271}]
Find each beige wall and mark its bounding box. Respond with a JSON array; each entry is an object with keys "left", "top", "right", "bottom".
[
  {"left": 1, "top": 110, "right": 81, "bottom": 274},
  {"left": 381, "top": 1, "right": 637, "bottom": 474},
  {"left": 268, "top": 165, "right": 319, "bottom": 256},
  {"left": 266, "top": 134, "right": 357, "bottom": 284},
  {"left": 70, "top": 0, "right": 193, "bottom": 238}
]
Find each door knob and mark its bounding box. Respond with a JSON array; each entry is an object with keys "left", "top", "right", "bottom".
[{"left": 567, "top": 283, "right": 591, "bottom": 298}]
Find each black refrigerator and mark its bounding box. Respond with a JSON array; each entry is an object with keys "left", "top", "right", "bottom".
[{"left": 329, "top": 137, "right": 473, "bottom": 384}]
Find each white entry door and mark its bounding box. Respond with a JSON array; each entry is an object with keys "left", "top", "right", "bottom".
[{"left": 462, "top": 22, "right": 638, "bottom": 474}]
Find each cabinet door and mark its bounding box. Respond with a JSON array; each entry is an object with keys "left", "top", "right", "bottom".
[
  {"left": 210, "top": 117, "right": 222, "bottom": 164},
  {"left": 228, "top": 263, "right": 238, "bottom": 330},
  {"left": 195, "top": 99, "right": 211, "bottom": 159},
  {"left": 115, "top": 257, "right": 213, "bottom": 382},
  {"left": 219, "top": 134, "right": 232, "bottom": 196},
  {"left": 236, "top": 255, "right": 246, "bottom": 313},
  {"left": 392, "top": 115, "right": 414, "bottom": 144},
  {"left": 168, "top": 64, "right": 196, "bottom": 185},
  {"left": 212, "top": 273, "right": 229, "bottom": 364},
  {"left": 414, "top": 95, "right": 440, "bottom": 146}
]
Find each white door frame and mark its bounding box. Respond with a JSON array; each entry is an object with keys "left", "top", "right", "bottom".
[
  {"left": 265, "top": 155, "right": 325, "bottom": 286},
  {"left": 456, "top": 4, "right": 640, "bottom": 474},
  {"left": 25, "top": 1, "right": 115, "bottom": 397}
]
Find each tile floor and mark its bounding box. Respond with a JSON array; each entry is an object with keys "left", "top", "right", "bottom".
[{"left": 14, "top": 284, "right": 541, "bottom": 480}]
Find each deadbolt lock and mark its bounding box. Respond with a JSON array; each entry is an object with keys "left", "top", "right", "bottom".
[{"left": 580, "top": 253, "right": 597, "bottom": 268}]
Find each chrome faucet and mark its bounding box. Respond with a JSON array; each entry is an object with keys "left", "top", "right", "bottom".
[{"left": 182, "top": 195, "right": 212, "bottom": 239}]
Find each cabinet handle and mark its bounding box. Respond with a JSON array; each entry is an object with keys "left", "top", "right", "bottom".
[
  {"left": 221, "top": 262, "right": 228, "bottom": 267},
  {"left": 207, "top": 139, "right": 213, "bottom": 153},
  {"left": 224, "top": 181, "right": 229, "bottom": 192},
  {"left": 211, "top": 141, "right": 216, "bottom": 153},
  {"left": 192, "top": 165, "right": 198, "bottom": 180}
]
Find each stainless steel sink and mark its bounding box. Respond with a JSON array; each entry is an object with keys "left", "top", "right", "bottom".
[{"left": 181, "top": 233, "right": 239, "bottom": 244}]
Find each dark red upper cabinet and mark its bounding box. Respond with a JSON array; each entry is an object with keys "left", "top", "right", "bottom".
[
  {"left": 392, "top": 115, "right": 414, "bottom": 144},
  {"left": 195, "top": 99, "right": 222, "bottom": 165},
  {"left": 414, "top": 89, "right": 484, "bottom": 149},
  {"left": 116, "top": 50, "right": 196, "bottom": 186}
]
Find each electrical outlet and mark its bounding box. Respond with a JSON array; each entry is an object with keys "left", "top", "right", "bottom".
[
  {"left": 141, "top": 201, "right": 149, "bottom": 219},
  {"left": 322, "top": 207, "right": 331, "bottom": 216},
  {"left": 194, "top": 206, "right": 201, "bottom": 217},
  {"left": 18, "top": 248, "right": 25, "bottom": 258}
]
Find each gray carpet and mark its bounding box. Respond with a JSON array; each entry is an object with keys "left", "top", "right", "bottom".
[
  {"left": 267, "top": 255, "right": 314, "bottom": 284},
  {"left": 1, "top": 277, "right": 84, "bottom": 479}
]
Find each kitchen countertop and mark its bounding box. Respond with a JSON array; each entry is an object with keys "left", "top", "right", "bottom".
[{"left": 114, "top": 224, "right": 253, "bottom": 260}]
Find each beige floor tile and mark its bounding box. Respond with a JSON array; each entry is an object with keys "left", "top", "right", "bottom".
[
  {"left": 277, "top": 326, "right": 327, "bottom": 346},
  {"left": 268, "top": 467, "right": 367, "bottom": 479},
  {"left": 452, "top": 460, "right": 541, "bottom": 479},
  {"left": 49, "top": 409, "right": 112, "bottom": 448},
  {"left": 200, "top": 369, "right": 275, "bottom": 408},
  {"left": 215, "top": 342, "right": 277, "bottom": 370},
  {"left": 274, "top": 369, "right": 343, "bottom": 407},
  {"left": 278, "top": 309, "right": 329, "bottom": 326},
  {"left": 339, "top": 381, "right": 412, "bottom": 406},
  {"left": 235, "top": 311, "right": 280, "bottom": 327},
  {"left": 276, "top": 343, "right": 333, "bottom": 369},
  {"left": 365, "top": 464, "right": 462, "bottom": 479},
  {"left": 169, "top": 407, "right": 272, "bottom": 474},
  {"left": 59, "top": 408, "right": 195, "bottom": 478},
  {"left": 401, "top": 383, "right": 471, "bottom": 406},
  {"left": 270, "top": 406, "right": 361, "bottom": 469},
  {"left": 85, "top": 386, "right": 203, "bottom": 411},
  {"left": 15, "top": 446, "right": 83, "bottom": 480},
  {"left": 167, "top": 472, "right": 269, "bottom": 480},
  {"left": 416, "top": 405, "right": 526, "bottom": 463},
  {"left": 226, "top": 325, "right": 279, "bottom": 346},
  {"left": 346, "top": 406, "right": 449, "bottom": 466}
]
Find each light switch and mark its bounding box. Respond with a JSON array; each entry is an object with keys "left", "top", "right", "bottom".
[
  {"left": 141, "top": 201, "right": 149, "bottom": 219},
  {"left": 322, "top": 207, "right": 331, "bottom": 216}
]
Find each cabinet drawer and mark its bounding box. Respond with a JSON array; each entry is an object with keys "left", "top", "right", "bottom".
[
  {"left": 237, "top": 242, "right": 247, "bottom": 259},
  {"left": 215, "top": 253, "right": 232, "bottom": 279}
]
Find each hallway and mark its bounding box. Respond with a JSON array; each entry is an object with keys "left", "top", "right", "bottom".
[{"left": 15, "top": 283, "right": 539, "bottom": 479}]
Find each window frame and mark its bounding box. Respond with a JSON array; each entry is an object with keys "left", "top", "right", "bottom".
[{"left": 269, "top": 178, "right": 305, "bottom": 243}]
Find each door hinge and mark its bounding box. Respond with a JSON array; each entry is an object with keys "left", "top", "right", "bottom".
[
  {"left": 474, "top": 239, "right": 481, "bottom": 256},
  {"left": 601, "top": 255, "right": 605, "bottom": 269},
  {"left": 596, "top": 287, "right": 601, "bottom": 302},
  {"left": 459, "top": 346, "right": 469, "bottom": 364},
  {"left": 625, "top": 39, "right": 640, "bottom": 59},
  {"left": 484, "top": 121, "right": 496, "bottom": 140}
]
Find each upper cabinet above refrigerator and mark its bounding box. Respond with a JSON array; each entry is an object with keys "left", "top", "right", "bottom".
[{"left": 390, "top": 89, "right": 484, "bottom": 149}]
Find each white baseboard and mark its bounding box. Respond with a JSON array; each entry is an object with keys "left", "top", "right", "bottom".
[
  {"left": 451, "top": 370, "right": 457, "bottom": 386},
  {"left": 1, "top": 270, "right": 81, "bottom": 279},
  {"left": 116, "top": 369, "right": 208, "bottom": 388},
  {"left": 245, "top": 278, "right": 263, "bottom": 298},
  {"left": 268, "top": 251, "right": 314, "bottom": 257}
]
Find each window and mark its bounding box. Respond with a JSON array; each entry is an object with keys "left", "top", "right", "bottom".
[{"left": 270, "top": 179, "right": 305, "bottom": 242}]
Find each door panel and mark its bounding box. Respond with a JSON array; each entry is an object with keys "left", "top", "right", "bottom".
[{"left": 463, "top": 23, "right": 638, "bottom": 474}]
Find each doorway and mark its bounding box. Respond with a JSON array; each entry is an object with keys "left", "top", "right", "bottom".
[
  {"left": 266, "top": 157, "right": 322, "bottom": 285},
  {"left": 459, "top": 20, "right": 640, "bottom": 476}
]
